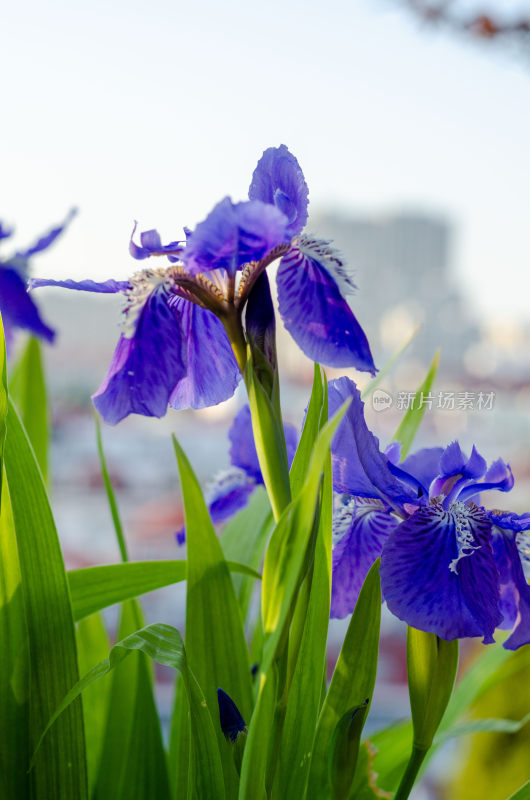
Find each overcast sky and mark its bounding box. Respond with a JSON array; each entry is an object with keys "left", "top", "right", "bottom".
[{"left": 2, "top": 0, "right": 529, "bottom": 321}]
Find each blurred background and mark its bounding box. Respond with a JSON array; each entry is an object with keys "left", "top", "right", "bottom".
[{"left": 3, "top": 1, "right": 530, "bottom": 797}]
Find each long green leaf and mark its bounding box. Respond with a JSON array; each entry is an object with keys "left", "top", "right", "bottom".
[
  {"left": 306, "top": 560, "right": 382, "bottom": 800},
  {"left": 508, "top": 781, "right": 530, "bottom": 800},
  {"left": 33, "top": 623, "right": 224, "bottom": 799},
  {"left": 94, "top": 410, "right": 128, "bottom": 561},
  {"left": 220, "top": 487, "right": 272, "bottom": 623},
  {"left": 93, "top": 601, "right": 171, "bottom": 800},
  {"left": 392, "top": 350, "right": 440, "bottom": 458},
  {"left": 68, "top": 558, "right": 261, "bottom": 621},
  {"left": 434, "top": 712, "right": 530, "bottom": 745},
  {"left": 76, "top": 612, "right": 111, "bottom": 793},
  {"left": 174, "top": 436, "right": 252, "bottom": 795},
  {"left": 239, "top": 401, "right": 349, "bottom": 800},
  {"left": 4, "top": 398, "right": 87, "bottom": 797},
  {"left": 8, "top": 336, "right": 49, "bottom": 483},
  {"left": 276, "top": 371, "right": 332, "bottom": 798}
]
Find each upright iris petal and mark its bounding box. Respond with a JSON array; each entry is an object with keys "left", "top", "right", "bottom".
[
  {"left": 381, "top": 502, "right": 502, "bottom": 643},
  {"left": 184, "top": 197, "right": 288, "bottom": 276},
  {"left": 277, "top": 238, "right": 375, "bottom": 373},
  {"left": 328, "top": 377, "right": 415, "bottom": 509},
  {"left": 168, "top": 297, "right": 241, "bottom": 410},
  {"left": 129, "top": 223, "right": 185, "bottom": 262},
  {"left": 15, "top": 208, "right": 77, "bottom": 259},
  {"left": 331, "top": 497, "right": 398, "bottom": 619},
  {"left": 249, "top": 144, "right": 309, "bottom": 237}
]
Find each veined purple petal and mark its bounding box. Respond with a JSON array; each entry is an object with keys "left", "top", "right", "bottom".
[
  {"left": 229, "top": 404, "right": 298, "bottom": 482},
  {"left": 331, "top": 497, "right": 398, "bottom": 619},
  {"left": 277, "top": 240, "right": 375, "bottom": 373},
  {"left": 184, "top": 197, "right": 288, "bottom": 276},
  {"left": 487, "top": 510, "right": 530, "bottom": 532},
  {"left": 328, "top": 378, "right": 416, "bottom": 509},
  {"left": 206, "top": 468, "right": 257, "bottom": 524},
  {"left": 491, "top": 528, "right": 530, "bottom": 650},
  {"left": 168, "top": 298, "right": 241, "bottom": 410},
  {"left": 381, "top": 501, "right": 502, "bottom": 643},
  {"left": 248, "top": 145, "right": 309, "bottom": 237},
  {"left": 30, "top": 277, "right": 130, "bottom": 293},
  {"left": 0, "top": 267, "right": 55, "bottom": 342},
  {"left": 16, "top": 208, "right": 77, "bottom": 258},
  {"left": 129, "top": 222, "right": 185, "bottom": 261},
  {"left": 92, "top": 285, "right": 185, "bottom": 424},
  {"left": 401, "top": 447, "right": 444, "bottom": 492}
]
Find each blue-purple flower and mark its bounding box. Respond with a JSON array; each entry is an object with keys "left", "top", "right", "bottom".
[
  {"left": 31, "top": 146, "right": 375, "bottom": 425},
  {"left": 217, "top": 688, "right": 247, "bottom": 742},
  {"left": 328, "top": 376, "right": 530, "bottom": 650},
  {"left": 0, "top": 209, "right": 76, "bottom": 350},
  {"left": 176, "top": 404, "right": 298, "bottom": 544}
]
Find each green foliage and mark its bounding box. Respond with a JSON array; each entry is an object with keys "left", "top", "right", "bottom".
[
  {"left": 392, "top": 350, "right": 440, "bottom": 458},
  {"left": 9, "top": 336, "right": 49, "bottom": 483}
]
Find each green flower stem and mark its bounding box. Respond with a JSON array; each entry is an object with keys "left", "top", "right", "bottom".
[{"left": 394, "top": 745, "right": 429, "bottom": 800}]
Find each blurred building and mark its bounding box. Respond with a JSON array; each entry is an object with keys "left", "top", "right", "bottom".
[{"left": 310, "top": 211, "right": 479, "bottom": 369}]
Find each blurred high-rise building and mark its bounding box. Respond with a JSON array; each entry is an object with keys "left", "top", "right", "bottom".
[{"left": 309, "top": 211, "right": 479, "bottom": 369}]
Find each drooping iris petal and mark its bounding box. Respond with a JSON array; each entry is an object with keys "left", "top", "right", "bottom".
[
  {"left": 328, "top": 378, "right": 415, "bottom": 509},
  {"left": 184, "top": 197, "right": 288, "bottom": 277},
  {"left": 381, "top": 501, "right": 502, "bottom": 643},
  {"left": 206, "top": 468, "right": 257, "bottom": 524},
  {"left": 16, "top": 208, "right": 77, "bottom": 258},
  {"left": 331, "top": 498, "right": 398, "bottom": 619},
  {"left": 277, "top": 240, "right": 375, "bottom": 373},
  {"left": 129, "top": 223, "right": 185, "bottom": 262},
  {"left": 401, "top": 447, "right": 444, "bottom": 492},
  {"left": 491, "top": 528, "right": 530, "bottom": 650},
  {"left": 92, "top": 286, "right": 185, "bottom": 424},
  {"left": 0, "top": 267, "right": 55, "bottom": 342},
  {"left": 168, "top": 298, "right": 241, "bottom": 410},
  {"left": 248, "top": 144, "right": 309, "bottom": 237},
  {"left": 30, "top": 277, "right": 130, "bottom": 293}
]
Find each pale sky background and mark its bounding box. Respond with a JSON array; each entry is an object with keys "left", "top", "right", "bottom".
[{"left": 2, "top": 0, "right": 529, "bottom": 321}]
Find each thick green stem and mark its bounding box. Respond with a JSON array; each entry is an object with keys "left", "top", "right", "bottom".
[
  {"left": 394, "top": 745, "right": 428, "bottom": 800},
  {"left": 221, "top": 311, "right": 247, "bottom": 374}
]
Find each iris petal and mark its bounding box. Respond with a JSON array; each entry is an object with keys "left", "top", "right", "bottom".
[
  {"left": 206, "top": 468, "right": 257, "bottom": 525},
  {"left": 184, "top": 198, "right": 288, "bottom": 276},
  {"left": 380, "top": 502, "right": 502, "bottom": 643},
  {"left": 401, "top": 447, "right": 444, "bottom": 491},
  {"left": 129, "top": 223, "right": 184, "bottom": 261},
  {"left": 491, "top": 529, "right": 530, "bottom": 650},
  {"left": 0, "top": 267, "right": 55, "bottom": 342},
  {"left": 331, "top": 498, "right": 398, "bottom": 619},
  {"left": 277, "top": 243, "right": 375, "bottom": 372},
  {"left": 30, "top": 277, "right": 130, "bottom": 293},
  {"left": 92, "top": 287, "right": 185, "bottom": 424},
  {"left": 15, "top": 208, "right": 77, "bottom": 258},
  {"left": 248, "top": 144, "right": 309, "bottom": 237},
  {"left": 328, "top": 378, "right": 415, "bottom": 509},
  {"left": 168, "top": 298, "right": 241, "bottom": 411}
]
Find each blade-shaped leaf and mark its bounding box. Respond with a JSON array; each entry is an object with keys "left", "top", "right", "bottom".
[
  {"left": 33, "top": 622, "right": 224, "bottom": 799},
  {"left": 392, "top": 350, "right": 440, "bottom": 458},
  {"left": 4, "top": 398, "right": 87, "bottom": 797},
  {"left": 68, "top": 559, "right": 260, "bottom": 621},
  {"left": 8, "top": 336, "right": 49, "bottom": 483},
  {"left": 306, "top": 560, "right": 382, "bottom": 800},
  {"left": 173, "top": 436, "right": 252, "bottom": 794}
]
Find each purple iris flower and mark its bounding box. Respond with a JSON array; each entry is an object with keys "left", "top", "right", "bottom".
[
  {"left": 328, "top": 376, "right": 530, "bottom": 650},
  {"left": 0, "top": 209, "right": 76, "bottom": 350},
  {"left": 176, "top": 404, "right": 298, "bottom": 544},
  {"left": 31, "top": 146, "right": 375, "bottom": 425}
]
